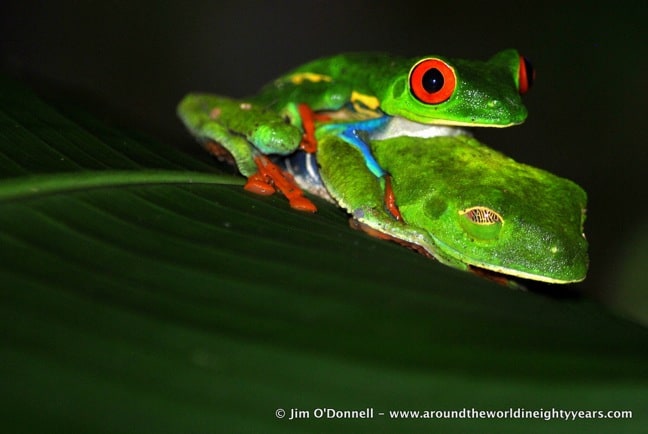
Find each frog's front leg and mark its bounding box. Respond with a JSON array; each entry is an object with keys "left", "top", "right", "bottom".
[{"left": 321, "top": 117, "right": 404, "bottom": 221}]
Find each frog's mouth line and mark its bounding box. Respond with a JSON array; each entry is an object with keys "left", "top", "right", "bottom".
[
  {"left": 385, "top": 114, "right": 521, "bottom": 131},
  {"left": 467, "top": 265, "right": 518, "bottom": 287},
  {"left": 468, "top": 264, "right": 573, "bottom": 285},
  {"left": 442, "top": 243, "right": 581, "bottom": 285},
  {"left": 355, "top": 219, "right": 579, "bottom": 285}
]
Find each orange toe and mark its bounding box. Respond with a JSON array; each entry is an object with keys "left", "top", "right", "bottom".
[
  {"left": 289, "top": 196, "right": 317, "bottom": 213},
  {"left": 244, "top": 176, "right": 275, "bottom": 195}
]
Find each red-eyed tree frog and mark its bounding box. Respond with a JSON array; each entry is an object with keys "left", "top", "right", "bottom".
[{"left": 178, "top": 49, "right": 534, "bottom": 219}]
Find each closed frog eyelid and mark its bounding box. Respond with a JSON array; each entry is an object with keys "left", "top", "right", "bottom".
[{"left": 459, "top": 206, "right": 503, "bottom": 225}]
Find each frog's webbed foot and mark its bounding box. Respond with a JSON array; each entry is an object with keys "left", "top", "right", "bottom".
[{"left": 245, "top": 155, "right": 317, "bottom": 213}]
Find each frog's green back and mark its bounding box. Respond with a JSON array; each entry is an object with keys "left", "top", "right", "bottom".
[
  {"left": 254, "top": 50, "right": 528, "bottom": 127},
  {"left": 253, "top": 53, "right": 396, "bottom": 110}
]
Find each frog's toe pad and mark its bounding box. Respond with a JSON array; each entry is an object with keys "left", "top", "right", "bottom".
[
  {"left": 245, "top": 175, "right": 275, "bottom": 196},
  {"left": 288, "top": 196, "right": 317, "bottom": 213}
]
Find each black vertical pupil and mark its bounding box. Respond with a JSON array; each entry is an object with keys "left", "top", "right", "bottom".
[{"left": 422, "top": 68, "right": 444, "bottom": 93}]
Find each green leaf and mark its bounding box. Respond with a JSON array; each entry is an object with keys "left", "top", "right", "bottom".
[{"left": 1, "top": 76, "right": 647, "bottom": 433}]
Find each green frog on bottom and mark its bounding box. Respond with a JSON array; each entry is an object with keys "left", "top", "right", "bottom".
[{"left": 313, "top": 133, "right": 587, "bottom": 284}]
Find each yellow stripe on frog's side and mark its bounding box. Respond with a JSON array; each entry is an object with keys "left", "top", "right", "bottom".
[
  {"left": 288, "top": 72, "right": 333, "bottom": 85},
  {"left": 350, "top": 91, "right": 381, "bottom": 110}
]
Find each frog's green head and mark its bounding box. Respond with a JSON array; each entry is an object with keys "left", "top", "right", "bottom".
[
  {"left": 422, "top": 188, "right": 589, "bottom": 283},
  {"left": 378, "top": 49, "right": 533, "bottom": 127},
  {"left": 377, "top": 136, "right": 588, "bottom": 283}
]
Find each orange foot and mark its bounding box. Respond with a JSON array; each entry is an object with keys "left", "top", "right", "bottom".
[
  {"left": 244, "top": 155, "right": 317, "bottom": 213},
  {"left": 383, "top": 174, "right": 403, "bottom": 221},
  {"left": 297, "top": 103, "right": 330, "bottom": 153}
]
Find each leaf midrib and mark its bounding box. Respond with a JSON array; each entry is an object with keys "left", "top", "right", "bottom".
[{"left": 0, "top": 170, "right": 243, "bottom": 203}]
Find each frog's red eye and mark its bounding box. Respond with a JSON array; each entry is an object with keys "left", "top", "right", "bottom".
[
  {"left": 409, "top": 58, "right": 456, "bottom": 104},
  {"left": 518, "top": 56, "right": 535, "bottom": 94}
]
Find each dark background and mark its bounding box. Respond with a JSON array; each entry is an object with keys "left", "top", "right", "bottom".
[{"left": 1, "top": 1, "right": 646, "bottom": 323}]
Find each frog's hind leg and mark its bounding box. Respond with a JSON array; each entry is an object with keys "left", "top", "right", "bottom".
[
  {"left": 184, "top": 96, "right": 316, "bottom": 212},
  {"left": 198, "top": 124, "right": 317, "bottom": 213},
  {"left": 200, "top": 132, "right": 317, "bottom": 212},
  {"left": 195, "top": 121, "right": 258, "bottom": 177}
]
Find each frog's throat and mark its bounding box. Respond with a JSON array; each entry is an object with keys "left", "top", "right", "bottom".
[{"left": 370, "top": 116, "right": 472, "bottom": 141}]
